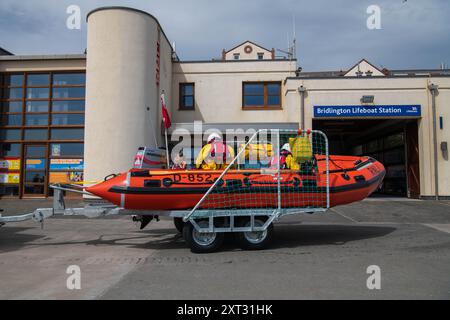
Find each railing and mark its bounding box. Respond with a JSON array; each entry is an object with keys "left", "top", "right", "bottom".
[{"left": 183, "top": 129, "right": 329, "bottom": 222}]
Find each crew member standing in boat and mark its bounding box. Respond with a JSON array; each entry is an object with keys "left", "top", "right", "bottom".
[
  {"left": 196, "top": 133, "right": 235, "bottom": 170},
  {"left": 269, "top": 143, "right": 299, "bottom": 170}
]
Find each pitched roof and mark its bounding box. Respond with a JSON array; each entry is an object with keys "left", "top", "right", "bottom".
[
  {"left": 344, "top": 58, "right": 384, "bottom": 76},
  {"left": 224, "top": 40, "right": 272, "bottom": 54},
  {"left": 0, "top": 46, "right": 13, "bottom": 55}
]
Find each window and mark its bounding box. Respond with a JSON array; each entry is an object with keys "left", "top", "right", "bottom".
[
  {"left": 24, "top": 129, "right": 48, "bottom": 140},
  {"left": 3, "top": 87, "right": 23, "bottom": 99},
  {"left": 2, "top": 101, "right": 23, "bottom": 113},
  {"left": 53, "top": 73, "right": 86, "bottom": 86},
  {"left": 233, "top": 53, "right": 240, "bottom": 60},
  {"left": 52, "top": 114, "right": 84, "bottom": 125},
  {"left": 27, "top": 74, "right": 50, "bottom": 87},
  {"left": 257, "top": 53, "right": 264, "bottom": 60},
  {"left": 179, "top": 83, "right": 195, "bottom": 110},
  {"left": 0, "top": 71, "right": 85, "bottom": 198},
  {"left": 25, "top": 114, "right": 48, "bottom": 126},
  {"left": 26, "top": 146, "right": 46, "bottom": 157},
  {"left": 3, "top": 74, "right": 24, "bottom": 87},
  {"left": 26, "top": 87, "right": 49, "bottom": 99},
  {"left": 1, "top": 129, "right": 21, "bottom": 140},
  {"left": 0, "top": 143, "right": 21, "bottom": 157},
  {"left": 26, "top": 101, "right": 48, "bottom": 113},
  {"left": 50, "top": 143, "right": 84, "bottom": 156},
  {"left": 1, "top": 114, "right": 22, "bottom": 126},
  {"left": 52, "top": 100, "right": 85, "bottom": 112},
  {"left": 53, "top": 87, "right": 85, "bottom": 99},
  {"left": 242, "top": 82, "right": 281, "bottom": 109},
  {"left": 51, "top": 128, "right": 84, "bottom": 140}
]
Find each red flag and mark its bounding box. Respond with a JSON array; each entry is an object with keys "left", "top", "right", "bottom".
[{"left": 161, "top": 93, "right": 171, "bottom": 129}]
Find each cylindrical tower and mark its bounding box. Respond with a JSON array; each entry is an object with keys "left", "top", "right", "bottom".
[{"left": 85, "top": 7, "right": 169, "bottom": 184}]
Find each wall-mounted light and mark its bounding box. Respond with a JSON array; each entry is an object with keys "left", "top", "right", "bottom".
[{"left": 361, "top": 95, "right": 374, "bottom": 103}]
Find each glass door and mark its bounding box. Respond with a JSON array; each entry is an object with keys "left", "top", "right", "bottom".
[{"left": 22, "top": 144, "right": 47, "bottom": 197}]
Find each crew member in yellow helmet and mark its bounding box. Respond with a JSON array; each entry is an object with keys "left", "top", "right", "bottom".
[
  {"left": 269, "top": 143, "right": 299, "bottom": 170},
  {"left": 195, "top": 133, "right": 235, "bottom": 170}
]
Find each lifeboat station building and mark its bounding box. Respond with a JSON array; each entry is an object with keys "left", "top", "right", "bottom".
[{"left": 0, "top": 6, "right": 449, "bottom": 200}]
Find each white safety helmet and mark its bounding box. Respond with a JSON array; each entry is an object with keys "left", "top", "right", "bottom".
[
  {"left": 281, "top": 143, "right": 291, "bottom": 152},
  {"left": 207, "top": 132, "right": 222, "bottom": 143}
]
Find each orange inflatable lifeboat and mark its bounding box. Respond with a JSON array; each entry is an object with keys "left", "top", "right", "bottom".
[{"left": 86, "top": 155, "right": 385, "bottom": 211}]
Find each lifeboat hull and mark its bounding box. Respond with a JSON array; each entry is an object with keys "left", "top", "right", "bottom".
[{"left": 86, "top": 155, "right": 385, "bottom": 211}]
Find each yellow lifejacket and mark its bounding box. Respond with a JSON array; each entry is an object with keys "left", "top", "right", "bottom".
[
  {"left": 195, "top": 142, "right": 235, "bottom": 170},
  {"left": 238, "top": 143, "right": 272, "bottom": 162}
]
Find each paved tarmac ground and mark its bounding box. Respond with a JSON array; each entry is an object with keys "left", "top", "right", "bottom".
[{"left": 0, "top": 198, "right": 449, "bottom": 299}]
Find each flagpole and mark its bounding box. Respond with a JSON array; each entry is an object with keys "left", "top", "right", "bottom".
[
  {"left": 164, "top": 126, "right": 170, "bottom": 168},
  {"left": 161, "top": 91, "right": 171, "bottom": 169}
]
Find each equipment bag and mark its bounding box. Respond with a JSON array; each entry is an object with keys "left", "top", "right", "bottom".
[{"left": 289, "top": 137, "right": 313, "bottom": 163}]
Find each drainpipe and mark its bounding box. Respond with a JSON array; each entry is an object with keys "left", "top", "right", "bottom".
[
  {"left": 298, "top": 85, "right": 307, "bottom": 129},
  {"left": 428, "top": 83, "right": 439, "bottom": 200}
]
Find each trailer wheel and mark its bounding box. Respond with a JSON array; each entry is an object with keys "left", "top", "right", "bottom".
[
  {"left": 173, "top": 218, "right": 184, "bottom": 233},
  {"left": 237, "top": 218, "right": 273, "bottom": 250},
  {"left": 183, "top": 220, "right": 224, "bottom": 253}
]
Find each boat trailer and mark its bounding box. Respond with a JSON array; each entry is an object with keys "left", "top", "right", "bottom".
[{"left": 0, "top": 129, "right": 330, "bottom": 253}]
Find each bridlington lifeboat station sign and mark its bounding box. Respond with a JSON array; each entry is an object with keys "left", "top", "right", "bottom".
[{"left": 314, "top": 105, "right": 421, "bottom": 118}]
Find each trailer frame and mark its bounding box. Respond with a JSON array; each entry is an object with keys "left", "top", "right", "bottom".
[{"left": 0, "top": 129, "right": 330, "bottom": 253}]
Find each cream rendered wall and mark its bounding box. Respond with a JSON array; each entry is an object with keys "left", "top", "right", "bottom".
[
  {"left": 433, "top": 77, "right": 450, "bottom": 197},
  {"left": 172, "top": 60, "right": 297, "bottom": 124},
  {"left": 285, "top": 76, "right": 450, "bottom": 197},
  {"left": 85, "top": 8, "right": 172, "bottom": 184},
  {"left": 159, "top": 33, "right": 173, "bottom": 118},
  {"left": 224, "top": 42, "right": 273, "bottom": 60},
  {"left": 0, "top": 58, "right": 86, "bottom": 72}
]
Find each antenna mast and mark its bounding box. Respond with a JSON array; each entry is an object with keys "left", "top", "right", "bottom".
[{"left": 292, "top": 14, "right": 296, "bottom": 60}]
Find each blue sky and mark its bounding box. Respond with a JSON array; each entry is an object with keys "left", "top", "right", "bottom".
[{"left": 0, "top": 0, "right": 449, "bottom": 71}]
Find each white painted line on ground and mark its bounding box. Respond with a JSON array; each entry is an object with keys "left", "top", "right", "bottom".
[
  {"left": 329, "top": 208, "right": 358, "bottom": 223},
  {"left": 438, "top": 202, "right": 450, "bottom": 208},
  {"left": 363, "top": 197, "right": 422, "bottom": 202},
  {"left": 423, "top": 224, "right": 450, "bottom": 234}
]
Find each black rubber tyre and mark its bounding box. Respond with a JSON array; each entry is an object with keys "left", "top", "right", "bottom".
[
  {"left": 182, "top": 221, "right": 224, "bottom": 253},
  {"left": 236, "top": 218, "right": 274, "bottom": 250},
  {"left": 173, "top": 218, "right": 184, "bottom": 233}
]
